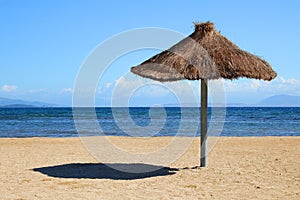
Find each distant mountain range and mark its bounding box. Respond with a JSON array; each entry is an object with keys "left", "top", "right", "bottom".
[
  {"left": 0, "top": 97, "right": 57, "bottom": 108},
  {"left": 258, "top": 95, "right": 300, "bottom": 107},
  {"left": 0, "top": 95, "right": 299, "bottom": 108},
  {"left": 165, "top": 95, "right": 300, "bottom": 107}
]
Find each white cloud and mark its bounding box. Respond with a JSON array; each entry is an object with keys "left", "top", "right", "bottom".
[
  {"left": 98, "top": 82, "right": 113, "bottom": 94},
  {"left": 2, "top": 85, "right": 17, "bottom": 92},
  {"left": 97, "top": 76, "right": 200, "bottom": 106},
  {"left": 113, "top": 76, "right": 144, "bottom": 95},
  {"left": 113, "top": 76, "right": 199, "bottom": 98},
  {"left": 223, "top": 77, "right": 300, "bottom": 96},
  {"left": 28, "top": 88, "right": 46, "bottom": 94},
  {"left": 278, "top": 77, "right": 299, "bottom": 84},
  {"left": 62, "top": 88, "right": 73, "bottom": 94},
  {"left": 105, "top": 82, "right": 112, "bottom": 89},
  {"left": 221, "top": 76, "right": 300, "bottom": 104},
  {"left": 96, "top": 75, "right": 300, "bottom": 106}
]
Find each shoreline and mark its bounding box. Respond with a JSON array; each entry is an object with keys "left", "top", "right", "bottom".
[{"left": 1, "top": 135, "right": 300, "bottom": 139}]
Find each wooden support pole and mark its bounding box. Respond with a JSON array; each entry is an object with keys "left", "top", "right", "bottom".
[{"left": 200, "top": 79, "right": 208, "bottom": 167}]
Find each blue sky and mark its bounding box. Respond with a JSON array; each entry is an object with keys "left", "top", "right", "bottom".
[{"left": 0, "top": 0, "right": 299, "bottom": 106}]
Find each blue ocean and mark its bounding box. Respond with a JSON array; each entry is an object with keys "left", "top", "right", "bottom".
[{"left": 0, "top": 107, "right": 299, "bottom": 138}]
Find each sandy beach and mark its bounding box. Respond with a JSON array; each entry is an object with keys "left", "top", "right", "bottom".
[{"left": 0, "top": 136, "right": 299, "bottom": 199}]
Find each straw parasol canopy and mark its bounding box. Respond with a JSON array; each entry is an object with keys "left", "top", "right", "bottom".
[
  {"left": 130, "top": 22, "right": 277, "bottom": 167},
  {"left": 131, "top": 21, "right": 277, "bottom": 82}
]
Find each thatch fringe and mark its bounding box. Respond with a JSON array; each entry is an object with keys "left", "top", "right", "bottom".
[{"left": 131, "top": 22, "right": 277, "bottom": 82}]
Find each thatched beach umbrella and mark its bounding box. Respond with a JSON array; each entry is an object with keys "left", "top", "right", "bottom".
[{"left": 131, "top": 22, "right": 277, "bottom": 167}]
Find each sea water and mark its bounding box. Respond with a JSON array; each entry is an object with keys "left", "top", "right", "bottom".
[{"left": 0, "top": 107, "right": 299, "bottom": 137}]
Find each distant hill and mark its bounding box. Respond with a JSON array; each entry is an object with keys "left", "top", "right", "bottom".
[
  {"left": 258, "top": 95, "right": 300, "bottom": 107},
  {"left": 0, "top": 97, "right": 57, "bottom": 108},
  {"left": 1, "top": 104, "right": 36, "bottom": 108}
]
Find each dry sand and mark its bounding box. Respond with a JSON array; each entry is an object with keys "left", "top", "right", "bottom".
[{"left": 0, "top": 136, "right": 299, "bottom": 199}]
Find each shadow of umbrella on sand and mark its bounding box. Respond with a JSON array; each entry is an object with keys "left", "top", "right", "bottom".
[{"left": 131, "top": 22, "right": 277, "bottom": 167}]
